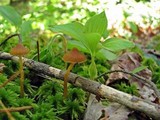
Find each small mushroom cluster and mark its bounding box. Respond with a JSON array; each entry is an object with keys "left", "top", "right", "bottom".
[{"left": 62, "top": 48, "right": 86, "bottom": 98}]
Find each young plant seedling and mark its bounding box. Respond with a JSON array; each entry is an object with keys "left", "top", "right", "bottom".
[
  {"left": 10, "top": 43, "right": 29, "bottom": 97},
  {"left": 62, "top": 48, "right": 86, "bottom": 98},
  {"left": 51, "top": 11, "right": 134, "bottom": 79}
]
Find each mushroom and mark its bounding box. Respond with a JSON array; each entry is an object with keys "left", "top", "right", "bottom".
[
  {"left": 62, "top": 48, "right": 86, "bottom": 98},
  {"left": 10, "top": 43, "right": 29, "bottom": 97}
]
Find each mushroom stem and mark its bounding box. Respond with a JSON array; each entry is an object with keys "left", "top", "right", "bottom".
[
  {"left": 19, "top": 55, "right": 24, "bottom": 97},
  {"left": 63, "top": 63, "right": 75, "bottom": 98}
]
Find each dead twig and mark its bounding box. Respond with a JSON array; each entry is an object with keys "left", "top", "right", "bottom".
[{"left": 96, "top": 70, "right": 160, "bottom": 100}]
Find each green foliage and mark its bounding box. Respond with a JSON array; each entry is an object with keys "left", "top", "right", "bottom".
[
  {"left": 114, "top": 82, "right": 139, "bottom": 96},
  {"left": 148, "top": 34, "right": 160, "bottom": 51},
  {"left": 0, "top": 88, "right": 19, "bottom": 106},
  {"left": 96, "top": 49, "right": 117, "bottom": 60},
  {"left": 84, "top": 11, "right": 107, "bottom": 36},
  {"left": 34, "top": 80, "right": 86, "bottom": 119},
  {"left": 102, "top": 37, "right": 134, "bottom": 52},
  {"left": 89, "top": 58, "right": 98, "bottom": 79},
  {"left": 31, "top": 103, "right": 59, "bottom": 120},
  {"left": 0, "top": 5, "right": 22, "bottom": 27},
  {"left": 68, "top": 88, "right": 85, "bottom": 103},
  {"left": 51, "top": 11, "right": 134, "bottom": 79},
  {"left": 64, "top": 100, "right": 85, "bottom": 120},
  {"left": 50, "top": 11, "right": 108, "bottom": 57},
  {"left": 128, "top": 22, "right": 138, "bottom": 33},
  {"left": 20, "top": 20, "right": 33, "bottom": 42},
  {"left": 0, "top": 5, "right": 33, "bottom": 44},
  {"left": 32, "top": 35, "right": 65, "bottom": 68},
  {"left": 142, "top": 58, "right": 160, "bottom": 89},
  {"left": 35, "top": 80, "right": 63, "bottom": 101},
  {"left": 131, "top": 65, "right": 148, "bottom": 74},
  {"left": 0, "top": 72, "right": 86, "bottom": 119},
  {"left": 50, "top": 22, "right": 84, "bottom": 42}
]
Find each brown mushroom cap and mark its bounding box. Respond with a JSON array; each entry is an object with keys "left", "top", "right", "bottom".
[
  {"left": 62, "top": 48, "right": 86, "bottom": 63},
  {"left": 10, "top": 43, "right": 29, "bottom": 56}
]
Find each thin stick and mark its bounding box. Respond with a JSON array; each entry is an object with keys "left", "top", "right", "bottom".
[
  {"left": 36, "top": 40, "right": 40, "bottom": 62},
  {"left": 0, "top": 34, "right": 19, "bottom": 46},
  {"left": 0, "top": 71, "right": 19, "bottom": 88},
  {"left": 0, "top": 106, "right": 33, "bottom": 112},
  {"left": 96, "top": 70, "right": 160, "bottom": 99},
  {"left": 0, "top": 100, "right": 15, "bottom": 120}
]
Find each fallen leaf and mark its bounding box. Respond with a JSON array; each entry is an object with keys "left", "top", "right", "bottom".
[
  {"left": 100, "top": 103, "right": 130, "bottom": 120},
  {"left": 106, "top": 52, "right": 155, "bottom": 101},
  {"left": 83, "top": 95, "right": 131, "bottom": 120}
]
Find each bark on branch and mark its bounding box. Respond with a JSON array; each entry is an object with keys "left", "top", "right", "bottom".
[{"left": 0, "top": 51, "right": 160, "bottom": 119}]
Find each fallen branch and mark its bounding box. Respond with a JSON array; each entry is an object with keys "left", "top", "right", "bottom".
[{"left": 0, "top": 51, "right": 160, "bottom": 119}]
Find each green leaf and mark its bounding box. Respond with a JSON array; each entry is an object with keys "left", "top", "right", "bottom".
[
  {"left": 20, "top": 20, "right": 33, "bottom": 41},
  {"left": 0, "top": 5, "right": 22, "bottom": 27},
  {"left": 50, "top": 22, "right": 85, "bottom": 41},
  {"left": 131, "top": 66, "right": 148, "bottom": 74},
  {"left": 89, "top": 59, "right": 97, "bottom": 79},
  {"left": 83, "top": 33, "right": 101, "bottom": 55},
  {"left": 128, "top": 22, "right": 138, "bottom": 33},
  {"left": 67, "top": 40, "right": 89, "bottom": 53},
  {"left": 102, "top": 28, "right": 109, "bottom": 39},
  {"left": 103, "top": 37, "right": 134, "bottom": 52},
  {"left": 96, "top": 49, "right": 117, "bottom": 60},
  {"left": 84, "top": 11, "right": 107, "bottom": 35}
]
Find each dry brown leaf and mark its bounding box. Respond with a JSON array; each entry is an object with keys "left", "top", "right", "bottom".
[
  {"left": 83, "top": 95, "right": 131, "bottom": 120},
  {"left": 106, "top": 52, "right": 151, "bottom": 85},
  {"left": 83, "top": 94, "right": 104, "bottom": 120},
  {"left": 106, "top": 52, "right": 155, "bottom": 101},
  {"left": 100, "top": 103, "right": 130, "bottom": 120}
]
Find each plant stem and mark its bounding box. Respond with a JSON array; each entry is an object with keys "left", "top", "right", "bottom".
[
  {"left": 0, "top": 100, "right": 15, "bottom": 120},
  {"left": 63, "top": 63, "right": 75, "bottom": 98},
  {"left": 0, "top": 33, "right": 19, "bottom": 47},
  {"left": 0, "top": 71, "right": 19, "bottom": 88},
  {"left": 51, "top": 34, "right": 67, "bottom": 53},
  {"left": 19, "top": 55, "right": 24, "bottom": 97},
  {"left": 89, "top": 57, "right": 97, "bottom": 80},
  {"left": 37, "top": 40, "right": 40, "bottom": 62},
  {"left": 0, "top": 106, "right": 33, "bottom": 112},
  {"left": 18, "top": 34, "right": 22, "bottom": 43}
]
